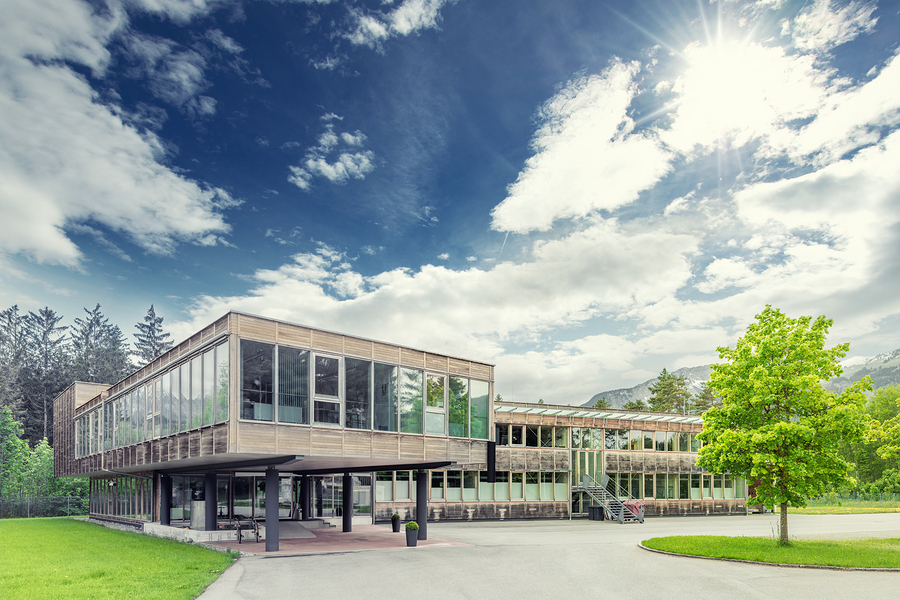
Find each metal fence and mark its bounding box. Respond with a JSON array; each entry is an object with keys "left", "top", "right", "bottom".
[
  {"left": 0, "top": 496, "right": 89, "bottom": 518},
  {"left": 806, "top": 492, "right": 900, "bottom": 505}
]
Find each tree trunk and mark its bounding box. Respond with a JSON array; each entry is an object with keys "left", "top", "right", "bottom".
[{"left": 780, "top": 501, "right": 789, "bottom": 545}]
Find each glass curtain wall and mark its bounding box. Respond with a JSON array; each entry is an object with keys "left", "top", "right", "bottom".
[{"left": 279, "top": 347, "right": 309, "bottom": 424}]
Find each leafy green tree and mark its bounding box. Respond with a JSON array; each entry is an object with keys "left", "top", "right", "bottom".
[
  {"left": 698, "top": 306, "right": 871, "bottom": 545},
  {"left": 0, "top": 305, "right": 26, "bottom": 410},
  {"left": 0, "top": 405, "right": 29, "bottom": 498},
  {"left": 874, "top": 386, "right": 900, "bottom": 462},
  {"left": 622, "top": 398, "right": 648, "bottom": 411},
  {"left": 689, "top": 383, "right": 721, "bottom": 415},
  {"left": 133, "top": 305, "right": 173, "bottom": 367},
  {"left": 648, "top": 368, "right": 690, "bottom": 413},
  {"left": 592, "top": 397, "right": 610, "bottom": 409}
]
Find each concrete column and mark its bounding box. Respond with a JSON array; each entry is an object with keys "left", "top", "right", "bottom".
[
  {"left": 342, "top": 474, "right": 353, "bottom": 533},
  {"left": 204, "top": 472, "right": 217, "bottom": 531},
  {"left": 300, "top": 475, "right": 311, "bottom": 520},
  {"left": 416, "top": 469, "right": 427, "bottom": 540},
  {"left": 265, "top": 467, "right": 279, "bottom": 552},
  {"left": 160, "top": 475, "right": 171, "bottom": 526}
]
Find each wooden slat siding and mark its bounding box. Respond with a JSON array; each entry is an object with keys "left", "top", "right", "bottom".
[
  {"left": 495, "top": 448, "right": 510, "bottom": 470},
  {"left": 425, "top": 353, "right": 448, "bottom": 372},
  {"left": 311, "top": 329, "right": 343, "bottom": 353},
  {"left": 448, "top": 439, "right": 471, "bottom": 462},
  {"left": 343, "top": 337, "right": 373, "bottom": 359},
  {"left": 373, "top": 343, "right": 400, "bottom": 364},
  {"left": 277, "top": 322, "right": 311, "bottom": 348},
  {"left": 200, "top": 429, "right": 214, "bottom": 455},
  {"left": 214, "top": 424, "right": 228, "bottom": 454},
  {"left": 343, "top": 431, "right": 373, "bottom": 457},
  {"left": 238, "top": 422, "right": 277, "bottom": 453},
  {"left": 448, "top": 358, "right": 469, "bottom": 376},
  {"left": 276, "top": 425, "right": 310, "bottom": 455},
  {"left": 310, "top": 429, "right": 343, "bottom": 455},
  {"left": 372, "top": 432, "right": 400, "bottom": 456},
  {"left": 399, "top": 348, "right": 425, "bottom": 369},
  {"left": 178, "top": 435, "right": 189, "bottom": 460},
  {"left": 399, "top": 435, "right": 425, "bottom": 460},
  {"left": 424, "top": 437, "right": 448, "bottom": 460},
  {"left": 470, "top": 363, "right": 491, "bottom": 380},
  {"left": 237, "top": 313, "right": 276, "bottom": 341}
]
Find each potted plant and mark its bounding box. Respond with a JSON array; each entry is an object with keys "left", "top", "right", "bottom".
[
  {"left": 391, "top": 513, "right": 401, "bottom": 533},
  {"left": 405, "top": 521, "right": 419, "bottom": 547}
]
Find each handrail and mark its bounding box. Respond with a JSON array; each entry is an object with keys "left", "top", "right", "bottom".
[{"left": 577, "top": 474, "right": 644, "bottom": 524}]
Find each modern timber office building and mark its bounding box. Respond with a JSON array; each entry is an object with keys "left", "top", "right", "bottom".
[{"left": 54, "top": 312, "right": 747, "bottom": 550}]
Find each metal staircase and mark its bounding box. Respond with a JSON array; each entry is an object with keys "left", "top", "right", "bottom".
[{"left": 575, "top": 474, "right": 644, "bottom": 524}]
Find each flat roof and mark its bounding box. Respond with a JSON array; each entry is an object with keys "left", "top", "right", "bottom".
[{"left": 494, "top": 402, "right": 704, "bottom": 425}]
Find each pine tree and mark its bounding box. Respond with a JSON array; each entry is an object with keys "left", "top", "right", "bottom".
[
  {"left": 133, "top": 305, "right": 173, "bottom": 367},
  {"left": 21, "top": 308, "right": 69, "bottom": 444},
  {"left": 71, "top": 304, "right": 132, "bottom": 384},
  {"left": 689, "top": 382, "right": 721, "bottom": 415},
  {"left": 592, "top": 397, "right": 610, "bottom": 409},
  {"left": 0, "top": 306, "right": 26, "bottom": 410},
  {"left": 648, "top": 368, "right": 691, "bottom": 413},
  {"left": 622, "top": 398, "right": 648, "bottom": 411}
]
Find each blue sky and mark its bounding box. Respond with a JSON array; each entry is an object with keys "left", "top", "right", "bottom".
[{"left": 2, "top": 0, "right": 899, "bottom": 404}]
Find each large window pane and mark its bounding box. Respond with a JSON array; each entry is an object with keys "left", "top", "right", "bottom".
[
  {"left": 678, "top": 431, "right": 690, "bottom": 452},
  {"left": 164, "top": 370, "right": 173, "bottom": 436},
  {"left": 153, "top": 380, "right": 161, "bottom": 438},
  {"left": 202, "top": 350, "right": 214, "bottom": 427},
  {"left": 464, "top": 472, "right": 477, "bottom": 501},
  {"left": 691, "top": 473, "right": 702, "bottom": 499},
  {"left": 644, "top": 431, "right": 654, "bottom": 450},
  {"left": 679, "top": 474, "right": 690, "bottom": 499},
  {"left": 179, "top": 362, "right": 190, "bottom": 431},
  {"left": 191, "top": 356, "right": 202, "bottom": 429},
  {"left": 618, "top": 429, "right": 629, "bottom": 450},
  {"left": 478, "top": 472, "right": 494, "bottom": 500},
  {"left": 604, "top": 429, "right": 616, "bottom": 450},
  {"left": 137, "top": 386, "right": 145, "bottom": 442},
  {"left": 644, "top": 474, "right": 654, "bottom": 498},
  {"left": 690, "top": 433, "right": 701, "bottom": 453},
  {"left": 215, "top": 341, "right": 229, "bottom": 424},
  {"left": 315, "top": 356, "right": 339, "bottom": 397},
  {"left": 525, "top": 472, "right": 539, "bottom": 500},
  {"left": 526, "top": 425, "right": 539, "bottom": 447},
  {"left": 375, "top": 472, "right": 393, "bottom": 502},
  {"left": 446, "top": 471, "right": 462, "bottom": 501},
  {"left": 554, "top": 426, "right": 567, "bottom": 448},
  {"left": 431, "top": 471, "right": 444, "bottom": 500},
  {"left": 399, "top": 368, "right": 423, "bottom": 434},
  {"left": 448, "top": 376, "right": 468, "bottom": 437},
  {"left": 540, "top": 426, "right": 553, "bottom": 448},
  {"left": 655, "top": 473, "right": 666, "bottom": 499},
  {"left": 496, "top": 424, "right": 509, "bottom": 446},
  {"left": 426, "top": 374, "right": 444, "bottom": 408},
  {"left": 426, "top": 411, "right": 445, "bottom": 434},
  {"left": 279, "top": 347, "right": 309, "bottom": 424},
  {"left": 510, "top": 425, "right": 522, "bottom": 445},
  {"left": 373, "top": 363, "right": 397, "bottom": 432},
  {"left": 630, "top": 430, "right": 642, "bottom": 451},
  {"left": 469, "top": 380, "right": 489, "bottom": 440},
  {"left": 241, "top": 340, "right": 274, "bottom": 422}
]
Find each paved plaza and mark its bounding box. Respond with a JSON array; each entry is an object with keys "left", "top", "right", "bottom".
[{"left": 200, "top": 513, "right": 900, "bottom": 600}]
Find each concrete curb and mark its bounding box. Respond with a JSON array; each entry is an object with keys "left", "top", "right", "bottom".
[{"left": 637, "top": 542, "right": 900, "bottom": 572}]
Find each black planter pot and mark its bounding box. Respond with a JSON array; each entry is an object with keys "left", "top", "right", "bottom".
[
  {"left": 405, "top": 529, "right": 418, "bottom": 547},
  {"left": 391, "top": 519, "right": 400, "bottom": 533}
]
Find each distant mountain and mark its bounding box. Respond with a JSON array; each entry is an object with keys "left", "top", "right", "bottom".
[
  {"left": 583, "top": 349, "right": 900, "bottom": 408},
  {"left": 825, "top": 349, "right": 900, "bottom": 393},
  {"left": 583, "top": 365, "right": 712, "bottom": 409}
]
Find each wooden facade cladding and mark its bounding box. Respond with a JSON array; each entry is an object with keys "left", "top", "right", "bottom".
[
  {"left": 234, "top": 421, "right": 489, "bottom": 466},
  {"left": 54, "top": 423, "right": 230, "bottom": 478},
  {"left": 495, "top": 447, "right": 570, "bottom": 472}
]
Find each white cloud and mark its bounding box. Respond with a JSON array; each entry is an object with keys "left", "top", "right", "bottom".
[
  {"left": 437, "top": 253, "right": 449, "bottom": 260},
  {"left": 287, "top": 122, "right": 376, "bottom": 190},
  {"left": 0, "top": 0, "right": 236, "bottom": 268},
  {"left": 345, "top": 0, "right": 453, "bottom": 48},
  {"left": 490, "top": 60, "right": 672, "bottom": 233},
  {"left": 782, "top": 0, "right": 877, "bottom": 53}
]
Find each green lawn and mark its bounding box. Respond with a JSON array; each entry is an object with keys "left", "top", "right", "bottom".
[
  {"left": 0, "top": 518, "right": 236, "bottom": 600},
  {"left": 786, "top": 506, "right": 900, "bottom": 515},
  {"left": 642, "top": 535, "right": 900, "bottom": 569}
]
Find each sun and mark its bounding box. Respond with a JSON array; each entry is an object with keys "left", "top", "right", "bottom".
[{"left": 662, "top": 35, "right": 824, "bottom": 153}]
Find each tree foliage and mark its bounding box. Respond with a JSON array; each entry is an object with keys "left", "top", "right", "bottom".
[
  {"left": 648, "top": 368, "right": 691, "bottom": 413},
  {"left": 70, "top": 304, "right": 132, "bottom": 384},
  {"left": 622, "top": 398, "right": 648, "bottom": 411},
  {"left": 697, "top": 306, "right": 871, "bottom": 545},
  {"left": 133, "top": 305, "right": 173, "bottom": 367},
  {"left": 689, "top": 383, "right": 722, "bottom": 415},
  {"left": 592, "top": 397, "right": 610, "bottom": 409}
]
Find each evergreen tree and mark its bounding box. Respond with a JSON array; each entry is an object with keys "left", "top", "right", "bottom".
[
  {"left": 592, "top": 397, "right": 610, "bottom": 409},
  {"left": 21, "top": 308, "right": 69, "bottom": 444},
  {"left": 0, "top": 306, "right": 26, "bottom": 410},
  {"left": 622, "top": 398, "right": 648, "bottom": 411},
  {"left": 648, "top": 368, "right": 691, "bottom": 413},
  {"left": 689, "top": 383, "right": 721, "bottom": 415},
  {"left": 133, "top": 305, "right": 173, "bottom": 367},
  {"left": 71, "top": 304, "right": 132, "bottom": 384}
]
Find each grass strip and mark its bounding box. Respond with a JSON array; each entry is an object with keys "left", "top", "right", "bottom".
[
  {"left": 642, "top": 535, "right": 900, "bottom": 569},
  {"left": 0, "top": 518, "right": 236, "bottom": 600},
  {"left": 786, "top": 506, "right": 900, "bottom": 515}
]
